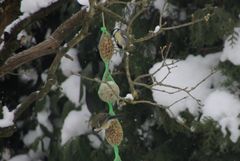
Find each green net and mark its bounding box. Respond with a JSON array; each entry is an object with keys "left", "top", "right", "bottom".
[{"left": 98, "top": 26, "right": 122, "bottom": 161}]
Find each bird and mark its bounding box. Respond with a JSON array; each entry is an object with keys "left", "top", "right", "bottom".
[
  {"left": 113, "top": 27, "right": 129, "bottom": 50},
  {"left": 89, "top": 112, "right": 121, "bottom": 132}
]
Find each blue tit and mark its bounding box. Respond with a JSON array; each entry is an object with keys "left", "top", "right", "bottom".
[
  {"left": 113, "top": 28, "right": 129, "bottom": 50},
  {"left": 89, "top": 113, "right": 121, "bottom": 132}
]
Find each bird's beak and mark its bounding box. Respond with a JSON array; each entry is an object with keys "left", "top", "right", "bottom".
[{"left": 93, "top": 128, "right": 102, "bottom": 133}]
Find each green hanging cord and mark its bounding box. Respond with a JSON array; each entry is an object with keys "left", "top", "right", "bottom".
[
  {"left": 102, "top": 62, "right": 109, "bottom": 81},
  {"left": 113, "top": 145, "right": 121, "bottom": 161},
  {"left": 102, "top": 62, "right": 114, "bottom": 81},
  {"left": 101, "top": 12, "right": 108, "bottom": 34},
  {"left": 99, "top": 15, "right": 122, "bottom": 161},
  {"left": 108, "top": 102, "right": 115, "bottom": 116}
]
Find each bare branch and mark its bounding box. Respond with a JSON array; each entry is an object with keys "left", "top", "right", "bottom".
[
  {"left": 0, "top": 9, "right": 87, "bottom": 76},
  {"left": 0, "top": 0, "right": 73, "bottom": 64},
  {"left": 125, "top": 52, "right": 138, "bottom": 98},
  {"left": 95, "top": 5, "right": 127, "bottom": 24},
  {"left": 13, "top": 2, "right": 94, "bottom": 121},
  {"left": 133, "top": 17, "right": 206, "bottom": 43}
]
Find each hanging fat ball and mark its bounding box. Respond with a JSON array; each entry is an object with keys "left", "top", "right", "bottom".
[
  {"left": 105, "top": 119, "right": 123, "bottom": 146},
  {"left": 98, "top": 81, "right": 120, "bottom": 103},
  {"left": 98, "top": 33, "right": 114, "bottom": 62},
  {"left": 89, "top": 113, "right": 121, "bottom": 132},
  {"left": 113, "top": 28, "right": 129, "bottom": 50}
]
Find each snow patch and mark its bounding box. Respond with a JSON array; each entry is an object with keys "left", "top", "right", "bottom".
[
  {"left": 149, "top": 53, "right": 221, "bottom": 118},
  {"left": 60, "top": 48, "right": 81, "bottom": 77},
  {"left": 109, "top": 51, "right": 124, "bottom": 71},
  {"left": 61, "top": 75, "right": 83, "bottom": 106},
  {"left": 154, "top": 0, "right": 166, "bottom": 14},
  {"left": 87, "top": 133, "right": 104, "bottom": 149},
  {"left": 8, "top": 154, "right": 31, "bottom": 161},
  {"left": 23, "top": 125, "right": 43, "bottom": 146},
  {"left": 18, "top": 68, "right": 38, "bottom": 86},
  {"left": 61, "top": 104, "right": 91, "bottom": 145},
  {"left": 2, "top": 148, "right": 11, "bottom": 160},
  {"left": 0, "top": 106, "right": 14, "bottom": 128},
  {"left": 221, "top": 27, "right": 240, "bottom": 65},
  {"left": 153, "top": 25, "right": 160, "bottom": 33},
  {"left": 2, "top": 14, "right": 29, "bottom": 37},
  {"left": 77, "top": 0, "right": 89, "bottom": 6},
  {"left": 37, "top": 97, "right": 53, "bottom": 132},
  {"left": 124, "top": 93, "right": 134, "bottom": 101},
  {"left": 0, "top": 42, "right": 4, "bottom": 50},
  {"left": 202, "top": 90, "right": 240, "bottom": 142},
  {"left": 20, "top": 0, "right": 58, "bottom": 14}
]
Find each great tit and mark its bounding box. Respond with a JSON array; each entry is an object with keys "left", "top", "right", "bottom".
[{"left": 113, "top": 28, "right": 129, "bottom": 50}]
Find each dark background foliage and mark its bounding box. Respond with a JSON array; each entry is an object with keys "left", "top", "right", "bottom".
[{"left": 1, "top": 0, "right": 240, "bottom": 161}]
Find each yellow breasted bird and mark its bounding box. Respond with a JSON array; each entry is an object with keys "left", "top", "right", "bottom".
[{"left": 113, "top": 27, "right": 129, "bottom": 50}]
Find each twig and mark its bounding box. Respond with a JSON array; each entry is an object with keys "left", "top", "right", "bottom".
[
  {"left": 13, "top": 2, "right": 94, "bottom": 122},
  {"left": 0, "top": 0, "right": 73, "bottom": 64},
  {"left": 134, "top": 44, "right": 173, "bottom": 82},
  {"left": 133, "top": 17, "right": 206, "bottom": 43},
  {"left": 125, "top": 52, "right": 137, "bottom": 98},
  {"left": 0, "top": 8, "right": 87, "bottom": 76},
  {"left": 95, "top": 5, "right": 127, "bottom": 24}
]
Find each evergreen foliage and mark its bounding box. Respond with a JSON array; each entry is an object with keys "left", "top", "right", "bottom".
[{"left": 1, "top": 0, "right": 240, "bottom": 161}]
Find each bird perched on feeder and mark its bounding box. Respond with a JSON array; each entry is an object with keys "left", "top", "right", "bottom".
[
  {"left": 89, "top": 112, "right": 120, "bottom": 132},
  {"left": 113, "top": 27, "right": 129, "bottom": 50},
  {"left": 89, "top": 112, "right": 124, "bottom": 145}
]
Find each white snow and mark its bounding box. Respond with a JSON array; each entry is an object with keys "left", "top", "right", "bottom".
[
  {"left": 154, "top": 0, "right": 177, "bottom": 18},
  {"left": 2, "top": 148, "right": 11, "bottom": 160},
  {"left": 109, "top": 51, "right": 124, "bottom": 71},
  {"left": 20, "top": 0, "right": 58, "bottom": 14},
  {"left": 149, "top": 53, "right": 221, "bottom": 118},
  {"left": 154, "top": 0, "right": 166, "bottom": 13},
  {"left": 61, "top": 75, "right": 82, "bottom": 106},
  {"left": 44, "top": 28, "right": 52, "bottom": 39},
  {"left": 77, "top": 0, "right": 89, "bottom": 6},
  {"left": 61, "top": 104, "right": 91, "bottom": 145},
  {"left": 17, "top": 30, "right": 28, "bottom": 40},
  {"left": 202, "top": 90, "right": 240, "bottom": 142},
  {"left": 2, "top": 0, "right": 58, "bottom": 37},
  {"left": 37, "top": 97, "right": 53, "bottom": 132},
  {"left": 60, "top": 48, "right": 81, "bottom": 77},
  {"left": 153, "top": 25, "right": 160, "bottom": 33},
  {"left": 149, "top": 49, "right": 240, "bottom": 142},
  {"left": 40, "top": 69, "right": 48, "bottom": 82},
  {"left": 18, "top": 68, "right": 38, "bottom": 86},
  {"left": 0, "top": 106, "right": 14, "bottom": 128},
  {"left": 23, "top": 125, "right": 43, "bottom": 146},
  {"left": 87, "top": 133, "right": 104, "bottom": 149},
  {"left": 124, "top": 93, "right": 134, "bottom": 101},
  {"left": 221, "top": 27, "right": 240, "bottom": 65},
  {"left": 8, "top": 154, "right": 31, "bottom": 161},
  {"left": 41, "top": 137, "right": 51, "bottom": 150},
  {"left": 0, "top": 41, "right": 4, "bottom": 50},
  {"left": 17, "top": 30, "right": 36, "bottom": 47},
  {"left": 2, "top": 14, "right": 29, "bottom": 37}
]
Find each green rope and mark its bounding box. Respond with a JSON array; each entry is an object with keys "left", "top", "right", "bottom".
[
  {"left": 108, "top": 102, "right": 115, "bottom": 116},
  {"left": 99, "top": 23, "right": 121, "bottom": 161},
  {"left": 101, "top": 27, "right": 108, "bottom": 34},
  {"left": 102, "top": 62, "right": 114, "bottom": 82},
  {"left": 113, "top": 145, "right": 121, "bottom": 161}
]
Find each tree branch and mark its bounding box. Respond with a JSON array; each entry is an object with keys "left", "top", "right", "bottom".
[
  {"left": 0, "top": 0, "right": 73, "bottom": 64},
  {"left": 0, "top": 8, "right": 87, "bottom": 77}
]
